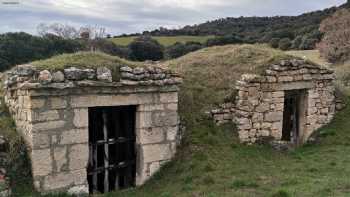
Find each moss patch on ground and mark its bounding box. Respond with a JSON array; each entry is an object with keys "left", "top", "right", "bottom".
[{"left": 31, "top": 52, "right": 141, "bottom": 81}]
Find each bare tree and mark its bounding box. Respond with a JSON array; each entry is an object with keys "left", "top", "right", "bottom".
[
  {"left": 37, "top": 23, "right": 80, "bottom": 39},
  {"left": 79, "top": 25, "right": 106, "bottom": 40}
]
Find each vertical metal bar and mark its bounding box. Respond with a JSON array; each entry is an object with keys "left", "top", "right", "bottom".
[
  {"left": 124, "top": 108, "right": 132, "bottom": 187},
  {"left": 114, "top": 109, "right": 120, "bottom": 190},
  {"left": 103, "top": 109, "right": 109, "bottom": 193},
  {"left": 92, "top": 144, "right": 98, "bottom": 192}
]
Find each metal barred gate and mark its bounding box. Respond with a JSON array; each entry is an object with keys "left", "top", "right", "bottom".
[{"left": 87, "top": 106, "right": 136, "bottom": 194}]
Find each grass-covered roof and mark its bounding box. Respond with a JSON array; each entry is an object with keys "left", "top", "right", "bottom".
[
  {"left": 31, "top": 51, "right": 140, "bottom": 70},
  {"left": 163, "top": 44, "right": 305, "bottom": 115},
  {"left": 31, "top": 52, "right": 142, "bottom": 81}
]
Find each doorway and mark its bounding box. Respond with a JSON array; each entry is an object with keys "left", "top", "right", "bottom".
[
  {"left": 87, "top": 106, "right": 136, "bottom": 194},
  {"left": 282, "top": 90, "right": 305, "bottom": 145}
]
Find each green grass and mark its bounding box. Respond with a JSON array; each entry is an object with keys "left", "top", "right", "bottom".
[
  {"left": 110, "top": 36, "right": 215, "bottom": 46},
  {"left": 31, "top": 51, "right": 141, "bottom": 81},
  {"left": 4, "top": 45, "right": 350, "bottom": 196}
]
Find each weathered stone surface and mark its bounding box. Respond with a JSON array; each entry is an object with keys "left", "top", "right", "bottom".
[
  {"left": 32, "top": 120, "right": 66, "bottom": 132},
  {"left": 152, "top": 111, "right": 178, "bottom": 127},
  {"left": 54, "top": 146, "right": 68, "bottom": 172},
  {"left": 264, "top": 112, "right": 283, "bottom": 122},
  {"left": 67, "top": 185, "right": 89, "bottom": 195},
  {"left": 50, "top": 97, "right": 67, "bottom": 109},
  {"left": 73, "top": 109, "right": 88, "bottom": 128},
  {"left": 60, "top": 129, "right": 88, "bottom": 145},
  {"left": 42, "top": 169, "right": 86, "bottom": 191},
  {"left": 52, "top": 71, "right": 65, "bottom": 82},
  {"left": 142, "top": 144, "right": 172, "bottom": 163},
  {"left": 138, "top": 127, "right": 165, "bottom": 144},
  {"left": 14, "top": 64, "right": 36, "bottom": 76},
  {"left": 29, "top": 110, "right": 60, "bottom": 122},
  {"left": 160, "top": 92, "right": 178, "bottom": 103},
  {"left": 32, "top": 132, "right": 50, "bottom": 149},
  {"left": 69, "top": 144, "right": 89, "bottom": 171},
  {"left": 31, "top": 149, "right": 52, "bottom": 176},
  {"left": 96, "top": 67, "right": 112, "bottom": 82},
  {"left": 38, "top": 70, "right": 52, "bottom": 84}
]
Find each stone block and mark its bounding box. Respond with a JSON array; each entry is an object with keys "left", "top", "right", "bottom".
[
  {"left": 71, "top": 94, "right": 155, "bottom": 108},
  {"left": 278, "top": 76, "right": 293, "bottom": 82},
  {"left": 138, "top": 104, "right": 164, "bottom": 112},
  {"left": 31, "top": 149, "right": 52, "bottom": 177},
  {"left": 152, "top": 111, "right": 178, "bottom": 127},
  {"left": 50, "top": 97, "right": 67, "bottom": 109},
  {"left": 54, "top": 146, "right": 68, "bottom": 172},
  {"left": 32, "top": 132, "right": 50, "bottom": 149},
  {"left": 142, "top": 144, "right": 172, "bottom": 163},
  {"left": 149, "top": 162, "right": 161, "bottom": 177},
  {"left": 29, "top": 110, "right": 60, "bottom": 122},
  {"left": 27, "top": 98, "right": 45, "bottom": 109},
  {"left": 69, "top": 144, "right": 89, "bottom": 171},
  {"left": 262, "top": 122, "right": 272, "bottom": 129},
  {"left": 32, "top": 120, "right": 66, "bottom": 132},
  {"left": 272, "top": 91, "right": 284, "bottom": 98},
  {"left": 166, "top": 103, "right": 178, "bottom": 111},
  {"left": 73, "top": 109, "right": 88, "bottom": 128},
  {"left": 67, "top": 185, "right": 89, "bottom": 196},
  {"left": 264, "top": 112, "right": 283, "bottom": 122},
  {"left": 255, "top": 103, "right": 269, "bottom": 112},
  {"left": 136, "top": 111, "right": 152, "bottom": 128},
  {"left": 137, "top": 127, "right": 165, "bottom": 144},
  {"left": 260, "top": 130, "right": 270, "bottom": 137},
  {"left": 42, "top": 169, "right": 87, "bottom": 191},
  {"left": 160, "top": 92, "right": 178, "bottom": 103},
  {"left": 60, "top": 129, "right": 88, "bottom": 145}
]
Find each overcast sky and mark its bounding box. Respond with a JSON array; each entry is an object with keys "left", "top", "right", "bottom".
[{"left": 0, "top": 0, "right": 346, "bottom": 35}]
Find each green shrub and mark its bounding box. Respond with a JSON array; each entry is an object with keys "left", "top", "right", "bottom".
[
  {"left": 278, "top": 38, "right": 292, "bottom": 51},
  {"left": 128, "top": 36, "right": 164, "bottom": 61}
]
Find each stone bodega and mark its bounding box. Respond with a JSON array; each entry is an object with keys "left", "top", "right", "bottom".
[{"left": 3, "top": 62, "right": 182, "bottom": 194}]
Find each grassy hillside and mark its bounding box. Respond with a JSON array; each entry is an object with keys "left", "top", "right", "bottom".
[
  {"left": 164, "top": 44, "right": 294, "bottom": 115},
  {"left": 3, "top": 45, "right": 350, "bottom": 196},
  {"left": 110, "top": 36, "right": 214, "bottom": 46}
]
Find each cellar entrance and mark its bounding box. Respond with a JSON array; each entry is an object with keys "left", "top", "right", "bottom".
[
  {"left": 87, "top": 106, "right": 137, "bottom": 194},
  {"left": 282, "top": 90, "right": 305, "bottom": 145}
]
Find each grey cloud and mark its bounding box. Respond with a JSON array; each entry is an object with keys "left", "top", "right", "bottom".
[{"left": 0, "top": 0, "right": 346, "bottom": 35}]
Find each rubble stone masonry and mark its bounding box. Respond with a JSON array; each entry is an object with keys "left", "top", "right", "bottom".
[{"left": 211, "top": 59, "right": 339, "bottom": 145}]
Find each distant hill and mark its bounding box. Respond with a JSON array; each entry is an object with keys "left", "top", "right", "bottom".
[{"left": 119, "top": 3, "right": 348, "bottom": 49}]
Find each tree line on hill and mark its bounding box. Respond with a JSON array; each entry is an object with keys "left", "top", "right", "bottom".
[{"left": 119, "top": 3, "right": 350, "bottom": 51}]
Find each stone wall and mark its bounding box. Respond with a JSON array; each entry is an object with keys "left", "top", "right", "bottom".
[
  {"left": 3, "top": 64, "right": 181, "bottom": 194},
  {"left": 211, "top": 59, "right": 337, "bottom": 145}
]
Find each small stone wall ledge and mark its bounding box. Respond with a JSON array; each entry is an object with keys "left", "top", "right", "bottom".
[{"left": 3, "top": 64, "right": 182, "bottom": 91}]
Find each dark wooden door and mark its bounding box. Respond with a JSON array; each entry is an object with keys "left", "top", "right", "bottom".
[
  {"left": 282, "top": 91, "right": 300, "bottom": 144},
  {"left": 87, "top": 106, "right": 136, "bottom": 194}
]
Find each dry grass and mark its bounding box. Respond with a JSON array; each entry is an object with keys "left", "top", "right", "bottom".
[{"left": 286, "top": 50, "right": 331, "bottom": 67}]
